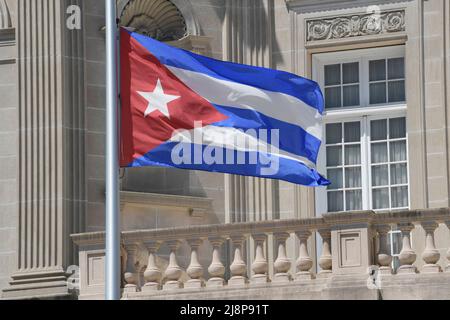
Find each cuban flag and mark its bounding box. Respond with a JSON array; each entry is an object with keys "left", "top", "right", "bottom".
[{"left": 120, "top": 28, "right": 329, "bottom": 186}]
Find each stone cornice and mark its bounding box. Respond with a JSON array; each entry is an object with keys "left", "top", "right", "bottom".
[{"left": 285, "top": 0, "right": 412, "bottom": 13}]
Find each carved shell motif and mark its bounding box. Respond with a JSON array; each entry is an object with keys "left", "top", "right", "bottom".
[
  {"left": 0, "top": 0, "right": 12, "bottom": 29},
  {"left": 120, "top": 0, "right": 187, "bottom": 42},
  {"left": 307, "top": 10, "right": 405, "bottom": 42}
]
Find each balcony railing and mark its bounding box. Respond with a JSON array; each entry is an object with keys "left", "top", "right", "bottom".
[{"left": 71, "top": 208, "right": 450, "bottom": 300}]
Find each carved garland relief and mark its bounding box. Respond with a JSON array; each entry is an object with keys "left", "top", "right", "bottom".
[{"left": 306, "top": 10, "right": 405, "bottom": 42}]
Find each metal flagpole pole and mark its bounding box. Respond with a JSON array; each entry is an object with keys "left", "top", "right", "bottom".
[{"left": 105, "top": 0, "right": 120, "bottom": 300}]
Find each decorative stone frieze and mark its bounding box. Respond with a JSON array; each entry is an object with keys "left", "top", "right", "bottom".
[{"left": 306, "top": 10, "right": 405, "bottom": 42}]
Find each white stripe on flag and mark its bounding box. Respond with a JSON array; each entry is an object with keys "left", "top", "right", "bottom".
[
  {"left": 169, "top": 125, "right": 316, "bottom": 168},
  {"left": 167, "top": 66, "right": 323, "bottom": 141}
]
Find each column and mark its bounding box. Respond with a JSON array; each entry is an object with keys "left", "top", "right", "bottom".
[
  {"left": 163, "top": 240, "right": 183, "bottom": 290},
  {"left": 251, "top": 234, "right": 269, "bottom": 284},
  {"left": 446, "top": 221, "right": 450, "bottom": 272},
  {"left": 273, "top": 232, "right": 292, "bottom": 282},
  {"left": 421, "top": 221, "right": 441, "bottom": 273},
  {"left": 295, "top": 230, "right": 313, "bottom": 281},
  {"left": 186, "top": 238, "right": 204, "bottom": 288},
  {"left": 207, "top": 237, "right": 226, "bottom": 287},
  {"left": 318, "top": 229, "right": 332, "bottom": 277},
  {"left": 123, "top": 242, "right": 140, "bottom": 293},
  {"left": 397, "top": 223, "right": 417, "bottom": 274},
  {"left": 376, "top": 225, "right": 393, "bottom": 275},
  {"left": 142, "top": 241, "right": 162, "bottom": 291},
  {"left": 229, "top": 235, "right": 248, "bottom": 286}
]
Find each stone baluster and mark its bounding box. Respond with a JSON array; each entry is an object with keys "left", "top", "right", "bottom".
[
  {"left": 186, "top": 238, "right": 205, "bottom": 288},
  {"left": 142, "top": 240, "right": 162, "bottom": 291},
  {"left": 251, "top": 234, "right": 269, "bottom": 283},
  {"left": 318, "top": 229, "right": 332, "bottom": 277},
  {"left": 295, "top": 230, "right": 313, "bottom": 281},
  {"left": 397, "top": 223, "right": 417, "bottom": 274},
  {"left": 163, "top": 240, "right": 184, "bottom": 290},
  {"left": 123, "top": 242, "right": 141, "bottom": 293},
  {"left": 446, "top": 221, "right": 450, "bottom": 272},
  {"left": 421, "top": 221, "right": 441, "bottom": 273},
  {"left": 376, "top": 225, "right": 393, "bottom": 275},
  {"left": 207, "top": 237, "right": 226, "bottom": 287},
  {"left": 273, "top": 232, "right": 292, "bottom": 282},
  {"left": 229, "top": 235, "right": 248, "bottom": 286}
]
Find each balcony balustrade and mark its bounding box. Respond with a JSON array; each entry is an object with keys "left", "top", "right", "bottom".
[{"left": 72, "top": 208, "right": 450, "bottom": 300}]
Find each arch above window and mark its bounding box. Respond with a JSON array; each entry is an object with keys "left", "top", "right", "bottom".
[{"left": 118, "top": 0, "right": 197, "bottom": 42}]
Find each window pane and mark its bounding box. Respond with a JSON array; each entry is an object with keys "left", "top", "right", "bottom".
[
  {"left": 343, "top": 85, "right": 360, "bottom": 107},
  {"left": 390, "top": 141, "right": 407, "bottom": 162},
  {"left": 325, "top": 64, "right": 341, "bottom": 86},
  {"left": 372, "top": 165, "right": 389, "bottom": 186},
  {"left": 391, "top": 163, "right": 408, "bottom": 185},
  {"left": 371, "top": 119, "right": 387, "bottom": 141},
  {"left": 391, "top": 186, "right": 408, "bottom": 208},
  {"left": 326, "top": 123, "right": 342, "bottom": 144},
  {"left": 328, "top": 191, "right": 343, "bottom": 212},
  {"left": 389, "top": 117, "right": 406, "bottom": 139},
  {"left": 370, "top": 82, "right": 387, "bottom": 104},
  {"left": 371, "top": 142, "right": 388, "bottom": 163},
  {"left": 327, "top": 168, "right": 343, "bottom": 190},
  {"left": 345, "top": 145, "right": 361, "bottom": 165},
  {"left": 388, "top": 58, "right": 405, "bottom": 80},
  {"left": 326, "top": 146, "right": 342, "bottom": 166},
  {"left": 325, "top": 87, "right": 341, "bottom": 109},
  {"left": 369, "top": 59, "right": 386, "bottom": 81},
  {"left": 373, "top": 188, "right": 389, "bottom": 209},
  {"left": 388, "top": 80, "right": 405, "bottom": 103},
  {"left": 387, "top": 231, "right": 402, "bottom": 255},
  {"left": 344, "top": 122, "right": 360, "bottom": 142},
  {"left": 343, "top": 62, "right": 359, "bottom": 84},
  {"left": 345, "top": 167, "right": 361, "bottom": 188},
  {"left": 346, "top": 190, "right": 362, "bottom": 210}
]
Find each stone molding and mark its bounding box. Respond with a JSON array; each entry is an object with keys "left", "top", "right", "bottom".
[
  {"left": 306, "top": 10, "right": 405, "bottom": 42},
  {"left": 72, "top": 207, "right": 450, "bottom": 245},
  {"left": 121, "top": 191, "right": 213, "bottom": 218}
]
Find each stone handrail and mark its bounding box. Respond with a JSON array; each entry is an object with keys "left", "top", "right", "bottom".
[{"left": 71, "top": 208, "right": 450, "bottom": 297}]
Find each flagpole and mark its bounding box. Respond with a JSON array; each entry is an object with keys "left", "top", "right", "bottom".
[{"left": 105, "top": 0, "right": 120, "bottom": 300}]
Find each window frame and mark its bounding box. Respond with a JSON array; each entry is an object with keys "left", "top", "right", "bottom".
[
  {"left": 313, "top": 46, "right": 406, "bottom": 111},
  {"left": 313, "top": 46, "right": 410, "bottom": 216}
]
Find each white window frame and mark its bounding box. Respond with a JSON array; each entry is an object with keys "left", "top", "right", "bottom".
[{"left": 313, "top": 46, "right": 410, "bottom": 216}]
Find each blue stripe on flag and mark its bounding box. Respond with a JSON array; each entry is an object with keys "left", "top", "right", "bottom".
[
  {"left": 211, "top": 104, "right": 321, "bottom": 164},
  {"left": 128, "top": 30, "right": 324, "bottom": 114},
  {"left": 128, "top": 141, "right": 329, "bottom": 187}
]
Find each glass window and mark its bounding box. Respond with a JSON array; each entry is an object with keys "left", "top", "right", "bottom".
[
  {"left": 369, "top": 57, "right": 405, "bottom": 105},
  {"left": 325, "top": 122, "right": 362, "bottom": 212},
  {"left": 324, "top": 62, "right": 360, "bottom": 109},
  {"left": 323, "top": 117, "right": 408, "bottom": 213},
  {"left": 370, "top": 117, "right": 409, "bottom": 210}
]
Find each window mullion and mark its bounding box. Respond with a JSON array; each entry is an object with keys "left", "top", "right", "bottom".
[
  {"left": 361, "top": 116, "right": 369, "bottom": 210},
  {"left": 342, "top": 123, "right": 346, "bottom": 210},
  {"left": 387, "top": 118, "right": 392, "bottom": 210}
]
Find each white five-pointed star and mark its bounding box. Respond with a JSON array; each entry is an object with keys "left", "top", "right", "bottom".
[{"left": 137, "top": 79, "right": 180, "bottom": 119}]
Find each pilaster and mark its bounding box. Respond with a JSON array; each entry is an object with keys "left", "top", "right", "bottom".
[{"left": 2, "top": 0, "right": 85, "bottom": 299}]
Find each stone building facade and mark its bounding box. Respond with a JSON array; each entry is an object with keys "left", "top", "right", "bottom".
[{"left": 0, "top": 0, "right": 450, "bottom": 299}]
